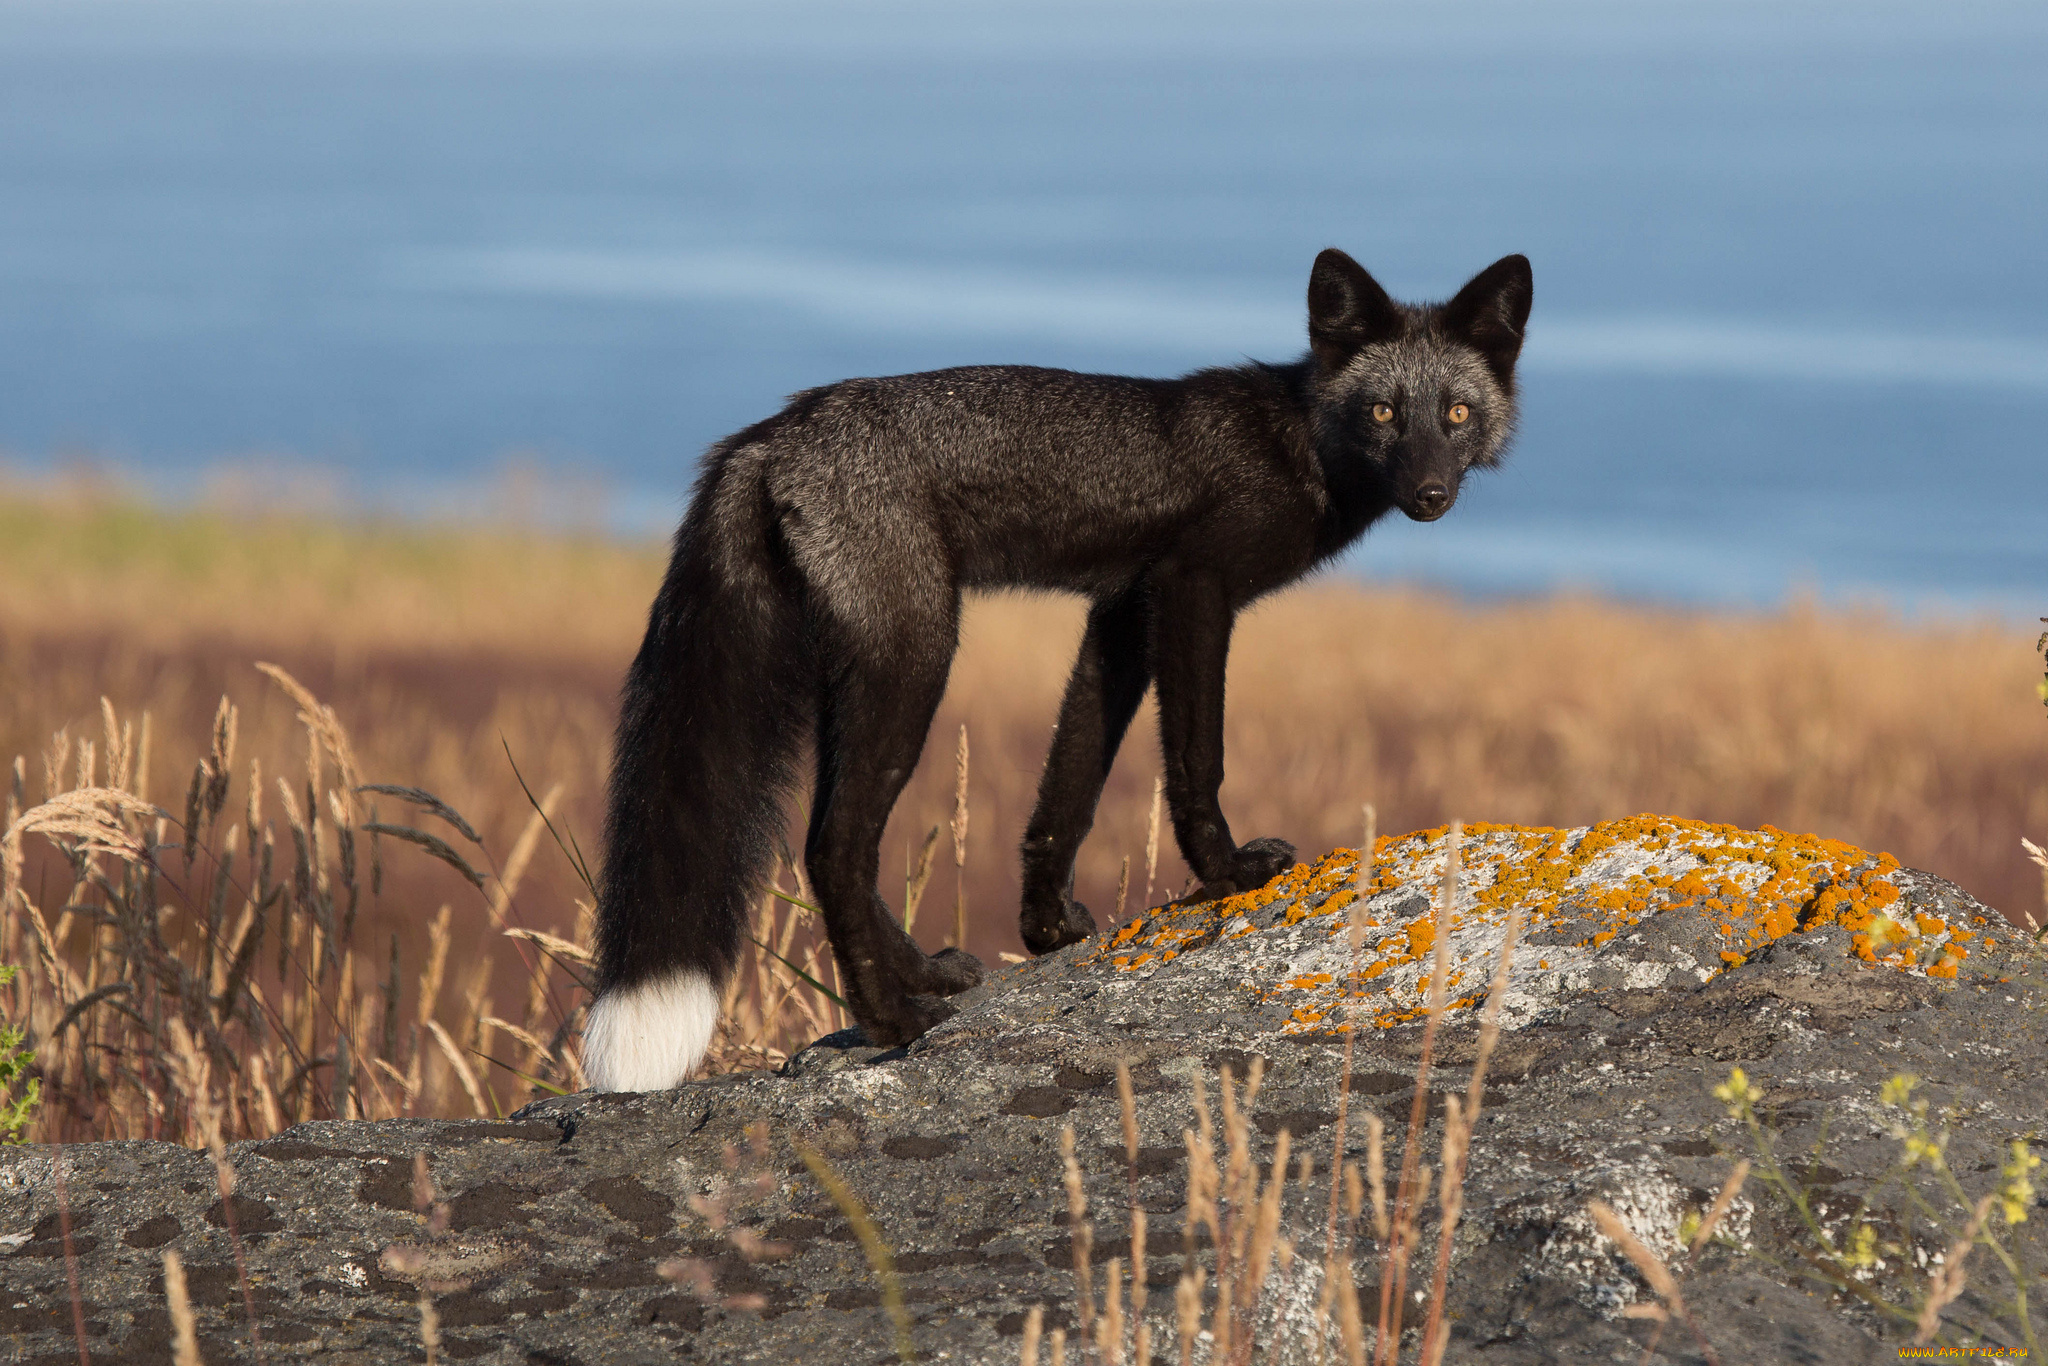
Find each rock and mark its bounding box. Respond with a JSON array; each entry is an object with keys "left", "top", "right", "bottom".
[{"left": 4, "top": 816, "right": 2044, "bottom": 1364}]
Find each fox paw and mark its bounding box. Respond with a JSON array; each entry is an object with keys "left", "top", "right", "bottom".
[
  {"left": 921, "top": 946, "right": 984, "bottom": 996},
  {"left": 1020, "top": 898, "right": 1097, "bottom": 955},
  {"left": 856, "top": 992, "right": 959, "bottom": 1048},
  {"left": 1183, "top": 837, "right": 1299, "bottom": 906},
  {"left": 1230, "top": 836, "right": 1297, "bottom": 890}
]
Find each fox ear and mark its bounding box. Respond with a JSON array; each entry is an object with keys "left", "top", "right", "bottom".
[
  {"left": 1440, "top": 254, "right": 1533, "bottom": 384},
  {"left": 1307, "top": 248, "right": 1402, "bottom": 370}
]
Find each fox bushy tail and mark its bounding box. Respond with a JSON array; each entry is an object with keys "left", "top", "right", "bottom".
[{"left": 585, "top": 457, "right": 809, "bottom": 1091}]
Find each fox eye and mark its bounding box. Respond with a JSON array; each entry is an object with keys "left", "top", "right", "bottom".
[
  {"left": 1371, "top": 403, "right": 1395, "bottom": 424},
  {"left": 1447, "top": 403, "right": 1470, "bottom": 425}
]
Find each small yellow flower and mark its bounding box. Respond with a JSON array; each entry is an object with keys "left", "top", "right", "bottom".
[
  {"left": 1879, "top": 1073, "right": 1919, "bottom": 1108},
  {"left": 1998, "top": 1139, "right": 2041, "bottom": 1224},
  {"left": 1840, "top": 1222, "right": 1879, "bottom": 1271},
  {"left": 1867, "top": 914, "right": 1910, "bottom": 949},
  {"left": 1902, "top": 1132, "right": 1946, "bottom": 1170},
  {"left": 1713, "top": 1067, "right": 1763, "bottom": 1113}
]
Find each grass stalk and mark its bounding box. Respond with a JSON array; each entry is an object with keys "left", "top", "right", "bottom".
[
  {"left": 1377, "top": 820, "right": 1461, "bottom": 1364},
  {"left": 1417, "top": 897, "right": 1523, "bottom": 1354},
  {"left": 1061, "top": 1122, "right": 1097, "bottom": 1351},
  {"left": 164, "top": 1248, "right": 204, "bottom": 1366},
  {"left": 951, "top": 723, "right": 970, "bottom": 951},
  {"left": 1143, "top": 776, "right": 1163, "bottom": 909},
  {"left": 1322, "top": 806, "right": 1377, "bottom": 1316},
  {"left": 796, "top": 1141, "right": 914, "bottom": 1364}
]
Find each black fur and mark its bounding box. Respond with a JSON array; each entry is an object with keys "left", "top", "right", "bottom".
[{"left": 596, "top": 249, "right": 1532, "bottom": 1055}]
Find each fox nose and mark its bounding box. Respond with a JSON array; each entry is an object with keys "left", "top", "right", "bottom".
[{"left": 1411, "top": 483, "right": 1451, "bottom": 520}]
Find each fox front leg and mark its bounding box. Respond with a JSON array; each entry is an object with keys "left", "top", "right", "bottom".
[
  {"left": 1149, "top": 568, "right": 1296, "bottom": 902},
  {"left": 1019, "top": 590, "right": 1153, "bottom": 953}
]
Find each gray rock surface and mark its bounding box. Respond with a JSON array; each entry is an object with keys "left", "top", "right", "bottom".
[{"left": 5, "top": 819, "right": 2045, "bottom": 1364}]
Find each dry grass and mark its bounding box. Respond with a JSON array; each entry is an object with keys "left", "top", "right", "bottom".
[
  {"left": 0, "top": 468, "right": 646, "bottom": 659},
  {"left": 2, "top": 486, "right": 2043, "bottom": 1142},
  {"left": 1027, "top": 826, "right": 1534, "bottom": 1365},
  {"left": 1, "top": 673, "right": 593, "bottom": 1144}
]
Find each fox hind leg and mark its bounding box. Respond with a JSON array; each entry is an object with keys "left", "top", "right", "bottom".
[
  {"left": 804, "top": 608, "right": 983, "bottom": 1047},
  {"left": 1019, "top": 589, "right": 1153, "bottom": 953}
]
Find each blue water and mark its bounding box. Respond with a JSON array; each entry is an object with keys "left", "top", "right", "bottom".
[{"left": 3, "top": 0, "right": 2045, "bottom": 615}]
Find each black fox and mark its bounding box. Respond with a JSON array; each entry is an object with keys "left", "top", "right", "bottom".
[{"left": 585, "top": 249, "right": 1533, "bottom": 1090}]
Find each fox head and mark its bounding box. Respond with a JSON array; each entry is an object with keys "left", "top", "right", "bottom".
[{"left": 1305, "top": 249, "right": 1533, "bottom": 522}]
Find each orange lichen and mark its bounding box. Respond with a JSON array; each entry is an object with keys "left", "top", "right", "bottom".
[{"left": 1089, "top": 814, "right": 1970, "bottom": 1036}]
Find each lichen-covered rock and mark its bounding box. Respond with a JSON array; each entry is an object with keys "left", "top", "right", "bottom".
[
  {"left": 1105, "top": 816, "right": 1999, "bottom": 1035},
  {"left": 4, "top": 819, "right": 2044, "bottom": 1365}
]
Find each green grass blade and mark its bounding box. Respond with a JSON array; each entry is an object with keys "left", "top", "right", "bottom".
[
  {"left": 770, "top": 886, "right": 823, "bottom": 917},
  {"left": 752, "top": 937, "right": 847, "bottom": 1009},
  {"left": 500, "top": 737, "right": 597, "bottom": 895},
  {"left": 469, "top": 1048, "right": 571, "bottom": 1097}
]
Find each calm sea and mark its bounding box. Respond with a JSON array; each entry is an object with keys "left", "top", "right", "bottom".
[{"left": 3, "top": 0, "right": 2044, "bottom": 615}]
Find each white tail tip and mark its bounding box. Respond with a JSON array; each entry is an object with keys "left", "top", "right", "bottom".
[{"left": 583, "top": 968, "right": 720, "bottom": 1092}]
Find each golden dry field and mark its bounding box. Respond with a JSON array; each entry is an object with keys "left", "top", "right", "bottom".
[{"left": 1, "top": 484, "right": 2043, "bottom": 1142}]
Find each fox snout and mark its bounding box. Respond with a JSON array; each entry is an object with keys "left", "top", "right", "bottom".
[
  {"left": 1396, "top": 466, "right": 1462, "bottom": 522},
  {"left": 1404, "top": 481, "right": 1454, "bottom": 521}
]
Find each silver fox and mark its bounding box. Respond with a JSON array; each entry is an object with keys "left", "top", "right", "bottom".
[{"left": 586, "top": 249, "right": 1533, "bottom": 1090}]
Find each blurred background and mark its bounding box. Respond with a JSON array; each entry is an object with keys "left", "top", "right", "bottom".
[
  {"left": 4, "top": 0, "right": 2046, "bottom": 1131},
  {"left": 4, "top": 0, "right": 2045, "bottom": 610}
]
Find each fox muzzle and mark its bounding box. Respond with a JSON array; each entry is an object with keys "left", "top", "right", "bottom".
[{"left": 1405, "top": 482, "right": 1453, "bottom": 521}]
